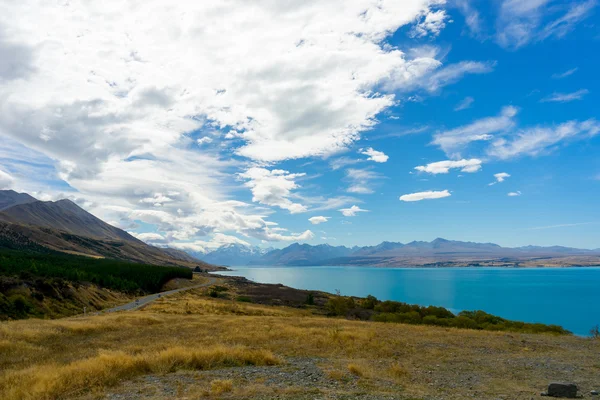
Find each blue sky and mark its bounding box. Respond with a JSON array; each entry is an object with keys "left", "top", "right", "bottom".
[{"left": 0, "top": 0, "right": 599, "bottom": 251}]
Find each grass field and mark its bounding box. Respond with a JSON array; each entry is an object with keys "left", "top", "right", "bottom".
[{"left": 1, "top": 277, "right": 598, "bottom": 399}]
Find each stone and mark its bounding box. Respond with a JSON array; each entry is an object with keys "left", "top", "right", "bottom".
[
  {"left": 547, "top": 382, "right": 578, "bottom": 398},
  {"left": 591, "top": 390, "right": 599, "bottom": 396}
]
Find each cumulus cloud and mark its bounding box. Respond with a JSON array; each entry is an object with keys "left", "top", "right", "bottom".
[
  {"left": 540, "top": 89, "right": 589, "bottom": 103},
  {"left": 339, "top": 205, "right": 368, "bottom": 217},
  {"left": 415, "top": 159, "right": 482, "bottom": 174},
  {"left": 308, "top": 216, "right": 329, "bottom": 225},
  {"left": 399, "top": 190, "right": 451, "bottom": 202},
  {"left": 432, "top": 106, "right": 518, "bottom": 157},
  {"left": 0, "top": 169, "right": 14, "bottom": 188},
  {"left": 240, "top": 168, "right": 307, "bottom": 214},
  {"left": 489, "top": 172, "right": 511, "bottom": 185},
  {"left": 197, "top": 137, "right": 213, "bottom": 145},
  {"left": 454, "top": 96, "right": 474, "bottom": 111},
  {"left": 360, "top": 148, "right": 389, "bottom": 163},
  {"left": 410, "top": 10, "right": 449, "bottom": 38},
  {"left": 487, "top": 119, "right": 600, "bottom": 159},
  {"left": 0, "top": 0, "right": 484, "bottom": 247}
]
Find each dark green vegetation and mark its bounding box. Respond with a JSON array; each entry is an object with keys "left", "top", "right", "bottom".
[
  {"left": 0, "top": 249, "right": 192, "bottom": 320},
  {"left": 326, "top": 294, "right": 571, "bottom": 335}
]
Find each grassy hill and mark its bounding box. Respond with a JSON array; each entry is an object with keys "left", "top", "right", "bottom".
[{"left": 0, "top": 249, "right": 192, "bottom": 320}]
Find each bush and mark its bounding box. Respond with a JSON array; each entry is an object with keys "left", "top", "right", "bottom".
[
  {"left": 305, "top": 292, "right": 315, "bottom": 305},
  {"left": 361, "top": 295, "right": 378, "bottom": 310},
  {"left": 590, "top": 325, "right": 600, "bottom": 338},
  {"left": 236, "top": 296, "right": 252, "bottom": 303},
  {"left": 326, "top": 296, "right": 356, "bottom": 316}
]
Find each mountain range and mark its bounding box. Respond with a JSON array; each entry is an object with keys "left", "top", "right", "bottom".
[
  {"left": 0, "top": 190, "right": 215, "bottom": 269},
  {"left": 196, "top": 238, "right": 600, "bottom": 268}
]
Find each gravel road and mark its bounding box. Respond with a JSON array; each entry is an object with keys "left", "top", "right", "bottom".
[{"left": 104, "top": 276, "right": 218, "bottom": 313}]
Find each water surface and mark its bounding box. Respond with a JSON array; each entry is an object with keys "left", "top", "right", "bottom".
[{"left": 216, "top": 266, "right": 600, "bottom": 336}]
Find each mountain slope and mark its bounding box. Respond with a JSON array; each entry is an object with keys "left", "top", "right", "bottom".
[
  {"left": 255, "top": 243, "right": 353, "bottom": 266},
  {"left": 0, "top": 190, "right": 218, "bottom": 269},
  {"left": 0, "top": 190, "right": 37, "bottom": 211},
  {"left": 0, "top": 199, "right": 138, "bottom": 242}
]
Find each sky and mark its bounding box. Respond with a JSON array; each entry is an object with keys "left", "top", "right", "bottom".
[{"left": 0, "top": 0, "right": 599, "bottom": 251}]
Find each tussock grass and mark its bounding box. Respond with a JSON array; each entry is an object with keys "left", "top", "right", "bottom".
[
  {"left": 0, "top": 287, "right": 598, "bottom": 400},
  {"left": 210, "top": 379, "right": 233, "bottom": 395},
  {"left": 0, "top": 346, "right": 279, "bottom": 400}
]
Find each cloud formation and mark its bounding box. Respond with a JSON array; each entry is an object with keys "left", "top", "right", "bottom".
[
  {"left": 415, "top": 159, "right": 482, "bottom": 174},
  {"left": 541, "top": 89, "right": 589, "bottom": 103},
  {"left": 0, "top": 169, "right": 13, "bottom": 189},
  {"left": 339, "top": 205, "right": 369, "bottom": 217},
  {"left": 489, "top": 172, "right": 511, "bottom": 185},
  {"left": 508, "top": 191, "right": 522, "bottom": 197},
  {"left": 454, "top": 96, "right": 474, "bottom": 111},
  {"left": 496, "top": 0, "right": 597, "bottom": 49},
  {"left": 399, "top": 190, "right": 451, "bottom": 202},
  {"left": 488, "top": 119, "right": 600, "bottom": 159},
  {"left": 308, "top": 216, "right": 329, "bottom": 225},
  {"left": 432, "top": 106, "right": 518, "bottom": 157},
  {"left": 240, "top": 168, "right": 307, "bottom": 214},
  {"left": 360, "top": 148, "right": 389, "bottom": 163}
]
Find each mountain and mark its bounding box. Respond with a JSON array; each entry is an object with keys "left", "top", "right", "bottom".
[
  {"left": 192, "top": 244, "right": 271, "bottom": 266},
  {"left": 0, "top": 190, "right": 37, "bottom": 211},
  {"left": 239, "top": 239, "right": 600, "bottom": 268},
  {"left": 0, "top": 199, "right": 137, "bottom": 242},
  {"left": 0, "top": 190, "right": 216, "bottom": 269},
  {"left": 253, "top": 243, "right": 354, "bottom": 266}
]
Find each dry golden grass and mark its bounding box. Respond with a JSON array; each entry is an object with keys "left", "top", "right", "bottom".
[
  {"left": 0, "top": 346, "right": 278, "bottom": 400},
  {"left": 210, "top": 379, "right": 233, "bottom": 395},
  {"left": 1, "top": 287, "right": 599, "bottom": 399}
]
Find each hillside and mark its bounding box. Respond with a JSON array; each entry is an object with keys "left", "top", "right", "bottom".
[{"left": 0, "top": 190, "right": 217, "bottom": 270}]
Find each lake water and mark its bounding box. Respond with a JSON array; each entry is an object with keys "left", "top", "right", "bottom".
[{"left": 215, "top": 266, "right": 600, "bottom": 336}]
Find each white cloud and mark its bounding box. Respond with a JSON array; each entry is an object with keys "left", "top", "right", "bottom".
[
  {"left": 541, "top": 89, "right": 589, "bottom": 103},
  {"left": 308, "top": 216, "right": 329, "bottom": 225},
  {"left": 489, "top": 172, "right": 511, "bottom": 185},
  {"left": 0, "top": 169, "right": 14, "bottom": 189},
  {"left": 508, "top": 191, "right": 522, "bottom": 197},
  {"left": 360, "top": 148, "right": 389, "bottom": 163},
  {"left": 0, "top": 0, "right": 489, "bottom": 247},
  {"left": 454, "top": 96, "right": 474, "bottom": 111},
  {"left": 339, "top": 205, "right": 368, "bottom": 217},
  {"left": 410, "top": 10, "right": 449, "bottom": 38},
  {"left": 131, "top": 232, "right": 168, "bottom": 244},
  {"left": 415, "top": 159, "right": 482, "bottom": 174},
  {"left": 432, "top": 106, "right": 518, "bottom": 156},
  {"left": 329, "top": 157, "right": 362, "bottom": 171},
  {"left": 487, "top": 119, "right": 600, "bottom": 160},
  {"left": 552, "top": 67, "right": 578, "bottom": 79},
  {"left": 345, "top": 168, "right": 381, "bottom": 194},
  {"left": 384, "top": 60, "right": 495, "bottom": 93},
  {"left": 240, "top": 167, "right": 307, "bottom": 214},
  {"left": 399, "top": 190, "right": 451, "bottom": 202},
  {"left": 496, "top": 0, "right": 597, "bottom": 49},
  {"left": 453, "top": 0, "right": 485, "bottom": 38},
  {"left": 197, "top": 137, "right": 213, "bottom": 145}
]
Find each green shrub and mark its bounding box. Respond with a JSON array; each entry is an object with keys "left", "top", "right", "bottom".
[
  {"left": 326, "top": 296, "right": 356, "bottom": 316},
  {"left": 305, "top": 292, "right": 315, "bottom": 305},
  {"left": 236, "top": 296, "right": 252, "bottom": 303}
]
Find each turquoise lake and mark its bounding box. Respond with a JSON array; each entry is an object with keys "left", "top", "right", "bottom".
[{"left": 215, "top": 266, "right": 600, "bottom": 336}]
